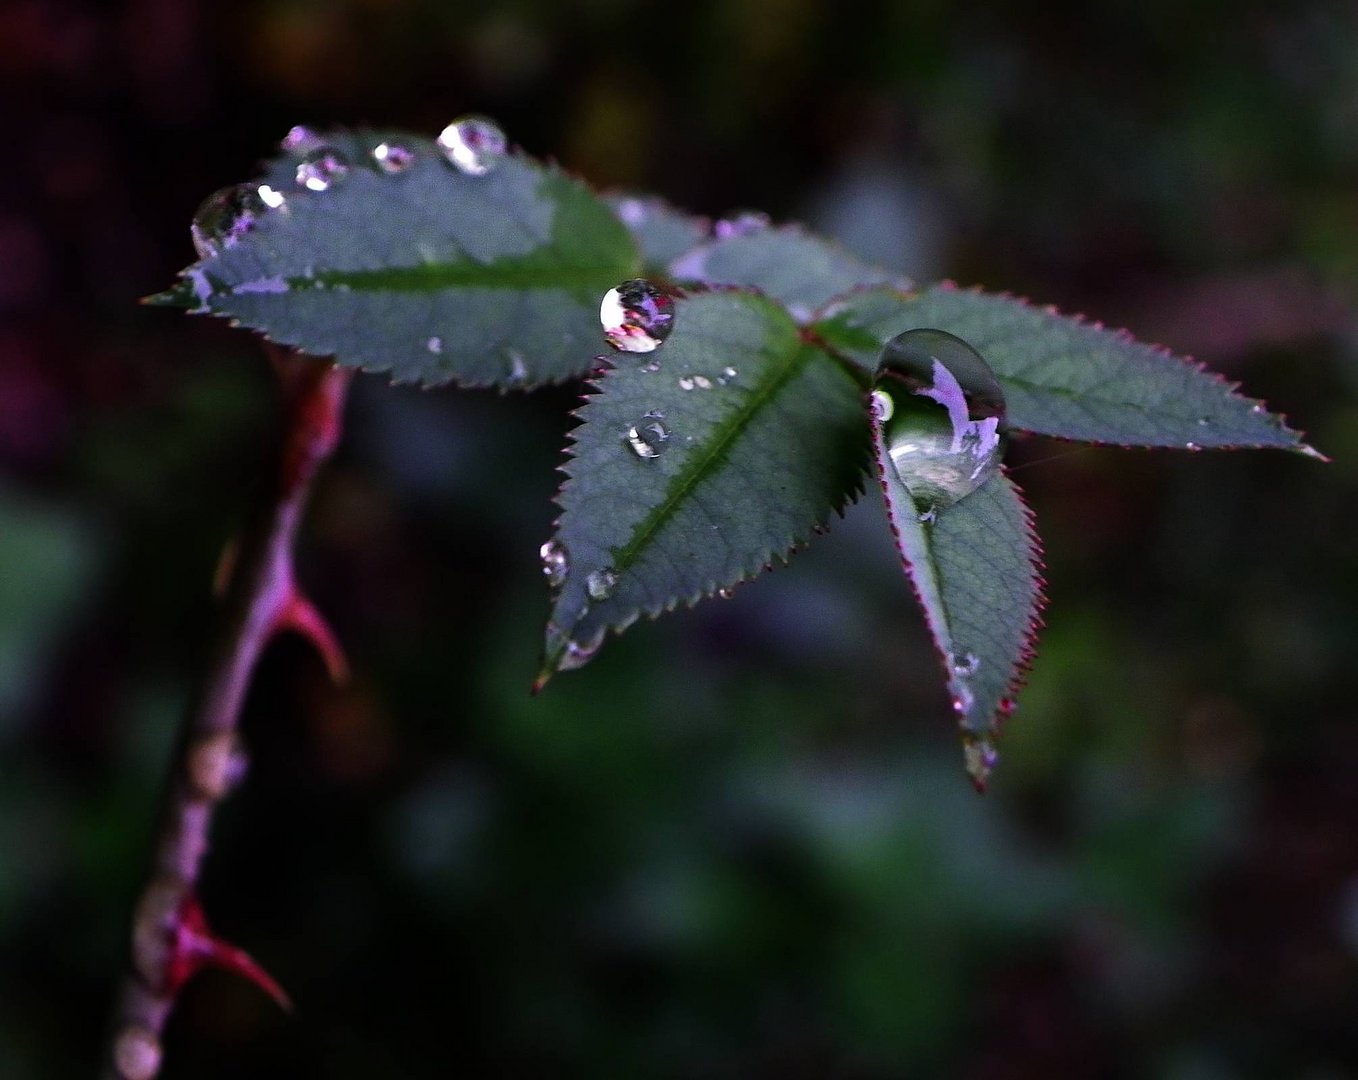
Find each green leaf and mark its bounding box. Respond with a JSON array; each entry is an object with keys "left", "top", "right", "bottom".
[
  {"left": 818, "top": 285, "right": 1314, "bottom": 452},
  {"left": 161, "top": 131, "right": 639, "bottom": 389},
  {"left": 539, "top": 290, "right": 870, "bottom": 683},
  {"left": 603, "top": 193, "right": 710, "bottom": 272},
  {"left": 669, "top": 227, "right": 908, "bottom": 321},
  {"left": 875, "top": 456, "right": 1044, "bottom": 790}
]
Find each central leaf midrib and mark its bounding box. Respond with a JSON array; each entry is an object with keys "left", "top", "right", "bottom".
[
  {"left": 289, "top": 256, "right": 634, "bottom": 293},
  {"left": 609, "top": 335, "right": 813, "bottom": 577}
]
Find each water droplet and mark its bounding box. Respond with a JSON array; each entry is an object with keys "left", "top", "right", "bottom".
[
  {"left": 1185, "top": 441, "right": 1202, "bottom": 451},
  {"left": 951, "top": 651, "right": 980, "bottom": 677},
  {"left": 873, "top": 328, "right": 1006, "bottom": 514},
  {"left": 639, "top": 358, "right": 662, "bottom": 374},
  {"left": 952, "top": 680, "right": 976, "bottom": 717},
  {"left": 507, "top": 351, "right": 529, "bottom": 385},
  {"left": 600, "top": 279, "right": 675, "bottom": 353},
  {"left": 1197, "top": 417, "right": 1211, "bottom": 426},
  {"left": 558, "top": 631, "right": 604, "bottom": 672},
  {"left": 191, "top": 184, "right": 269, "bottom": 259},
  {"left": 280, "top": 124, "right": 323, "bottom": 154},
  {"left": 426, "top": 336, "right": 443, "bottom": 354},
  {"left": 717, "top": 587, "right": 734, "bottom": 599},
  {"left": 539, "top": 540, "right": 569, "bottom": 589},
  {"left": 714, "top": 210, "right": 770, "bottom": 239},
  {"left": 295, "top": 147, "right": 350, "bottom": 192},
  {"left": 625, "top": 412, "right": 670, "bottom": 459},
  {"left": 586, "top": 568, "right": 617, "bottom": 601},
  {"left": 373, "top": 141, "right": 416, "bottom": 174},
  {"left": 962, "top": 734, "right": 999, "bottom": 791},
  {"left": 678, "top": 374, "right": 713, "bottom": 391},
  {"left": 437, "top": 115, "right": 507, "bottom": 176},
  {"left": 717, "top": 366, "right": 738, "bottom": 385}
]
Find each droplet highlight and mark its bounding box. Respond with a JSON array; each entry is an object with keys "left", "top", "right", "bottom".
[
  {"left": 600, "top": 279, "right": 675, "bottom": 353},
  {"left": 295, "top": 147, "right": 350, "bottom": 192},
  {"left": 437, "top": 116, "right": 507, "bottom": 176},
  {"left": 373, "top": 141, "right": 416, "bottom": 174},
  {"left": 625, "top": 412, "right": 670, "bottom": 459},
  {"left": 873, "top": 328, "right": 1006, "bottom": 514},
  {"left": 279, "top": 124, "right": 323, "bottom": 154},
  {"left": 586, "top": 568, "right": 617, "bottom": 601},
  {"left": 540, "top": 540, "right": 569, "bottom": 589}
]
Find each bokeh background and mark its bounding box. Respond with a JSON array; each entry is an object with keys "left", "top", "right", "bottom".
[{"left": 4, "top": 1, "right": 1358, "bottom": 1076}]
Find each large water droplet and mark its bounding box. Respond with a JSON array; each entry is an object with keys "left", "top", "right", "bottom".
[
  {"left": 586, "top": 568, "right": 617, "bottom": 601},
  {"left": 191, "top": 184, "right": 269, "bottom": 259},
  {"left": 951, "top": 651, "right": 980, "bottom": 677},
  {"left": 600, "top": 279, "right": 675, "bottom": 353},
  {"left": 372, "top": 141, "right": 416, "bottom": 174},
  {"left": 962, "top": 734, "right": 999, "bottom": 792},
  {"left": 540, "top": 540, "right": 569, "bottom": 589},
  {"left": 437, "top": 116, "right": 507, "bottom": 176},
  {"left": 873, "top": 328, "right": 1006, "bottom": 514},
  {"left": 296, "top": 147, "right": 350, "bottom": 192},
  {"left": 625, "top": 412, "right": 670, "bottom": 459}
]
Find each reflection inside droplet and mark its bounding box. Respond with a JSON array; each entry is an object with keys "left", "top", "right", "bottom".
[
  {"left": 625, "top": 412, "right": 670, "bottom": 459},
  {"left": 191, "top": 184, "right": 269, "bottom": 259},
  {"left": 873, "top": 328, "right": 1006, "bottom": 514}
]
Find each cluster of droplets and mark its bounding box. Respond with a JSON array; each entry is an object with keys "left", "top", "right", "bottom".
[
  {"left": 296, "top": 147, "right": 350, "bottom": 192},
  {"left": 626, "top": 412, "right": 670, "bottom": 459},
  {"left": 540, "top": 540, "right": 569, "bottom": 589},
  {"left": 600, "top": 279, "right": 675, "bottom": 354},
  {"left": 871, "top": 328, "right": 1007, "bottom": 520}
]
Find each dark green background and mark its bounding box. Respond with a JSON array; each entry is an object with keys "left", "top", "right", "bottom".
[{"left": 3, "top": 1, "right": 1355, "bottom": 1076}]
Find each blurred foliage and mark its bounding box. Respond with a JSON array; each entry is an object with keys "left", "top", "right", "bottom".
[{"left": 3, "top": 0, "right": 1357, "bottom": 1076}]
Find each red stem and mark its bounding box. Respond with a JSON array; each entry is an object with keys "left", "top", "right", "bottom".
[{"left": 102, "top": 348, "right": 351, "bottom": 1080}]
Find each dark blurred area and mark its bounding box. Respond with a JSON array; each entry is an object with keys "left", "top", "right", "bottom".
[{"left": 4, "top": 1, "right": 1357, "bottom": 1076}]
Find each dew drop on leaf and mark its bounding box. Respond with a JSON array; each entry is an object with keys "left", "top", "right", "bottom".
[
  {"left": 962, "top": 734, "right": 999, "bottom": 791},
  {"left": 714, "top": 210, "right": 770, "bottom": 239},
  {"left": 426, "top": 336, "right": 443, "bottom": 354},
  {"left": 873, "top": 328, "right": 1006, "bottom": 515},
  {"left": 279, "top": 124, "right": 323, "bottom": 154},
  {"left": 558, "top": 630, "right": 604, "bottom": 672},
  {"left": 625, "top": 412, "right": 670, "bottom": 459},
  {"left": 191, "top": 184, "right": 270, "bottom": 259},
  {"left": 295, "top": 147, "right": 351, "bottom": 192},
  {"left": 600, "top": 279, "right": 675, "bottom": 353},
  {"left": 540, "top": 540, "right": 569, "bottom": 589},
  {"left": 951, "top": 651, "right": 980, "bottom": 677},
  {"left": 437, "top": 116, "right": 507, "bottom": 176},
  {"left": 257, "top": 184, "right": 287, "bottom": 210},
  {"left": 586, "top": 568, "right": 618, "bottom": 601},
  {"left": 372, "top": 141, "right": 416, "bottom": 174}
]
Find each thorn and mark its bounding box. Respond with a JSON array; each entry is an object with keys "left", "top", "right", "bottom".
[
  {"left": 274, "top": 589, "right": 350, "bottom": 684},
  {"left": 165, "top": 893, "right": 293, "bottom": 1012}
]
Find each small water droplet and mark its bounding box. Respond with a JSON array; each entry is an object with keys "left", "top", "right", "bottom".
[
  {"left": 539, "top": 540, "right": 569, "bottom": 589},
  {"left": 373, "top": 141, "right": 416, "bottom": 174},
  {"left": 717, "top": 587, "right": 734, "bottom": 599},
  {"left": 1250, "top": 403, "right": 1266, "bottom": 415},
  {"left": 962, "top": 734, "right": 999, "bottom": 791},
  {"left": 191, "top": 184, "right": 269, "bottom": 259},
  {"left": 600, "top": 279, "right": 675, "bottom": 353},
  {"left": 1185, "top": 441, "right": 1202, "bottom": 451},
  {"left": 952, "top": 680, "right": 976, "bottom": 717},
  {"left": 717, "top": 366, "right": 738, "bottom": 385},
  {"left": 280, "top": 124, "right": 324, "bottom": 154},
  {"left": 1197, "top": 416, "right": 1211, "bottom": 426},
  {"left": 586, "top": 568, "right": 618, "bottom": 601},
  {"left": 426, "top": 336, "right": 443, "bottom": 354},
  {"left": 951, "top": 651, "right": 980, "bottom": 677},
  {"left": 678, "top": 374, "right": 713, "bottom": 391},
  {"left": 558, "top": 631, "right": 604, "bottom": 672},
  {"left": 625, "top": 412, "right": 670, "bottom": 459},
  {"left": 437, "top": 115, "right": 507, "bottom": 176},
  {"left": 873, "top": 328, "right": 1006, "bottom": 515},
  {"left": 296, "top": 147, "right": 350, "bottom": 192},
  {"left": 639, "top": 357, "right": 662, "bottom": 374},
  {"left": 714, "top": 210, "right": 770, "bottom": 239},
  {"left": 507, "top": 350, "right": 528, "bottom": 385}
]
